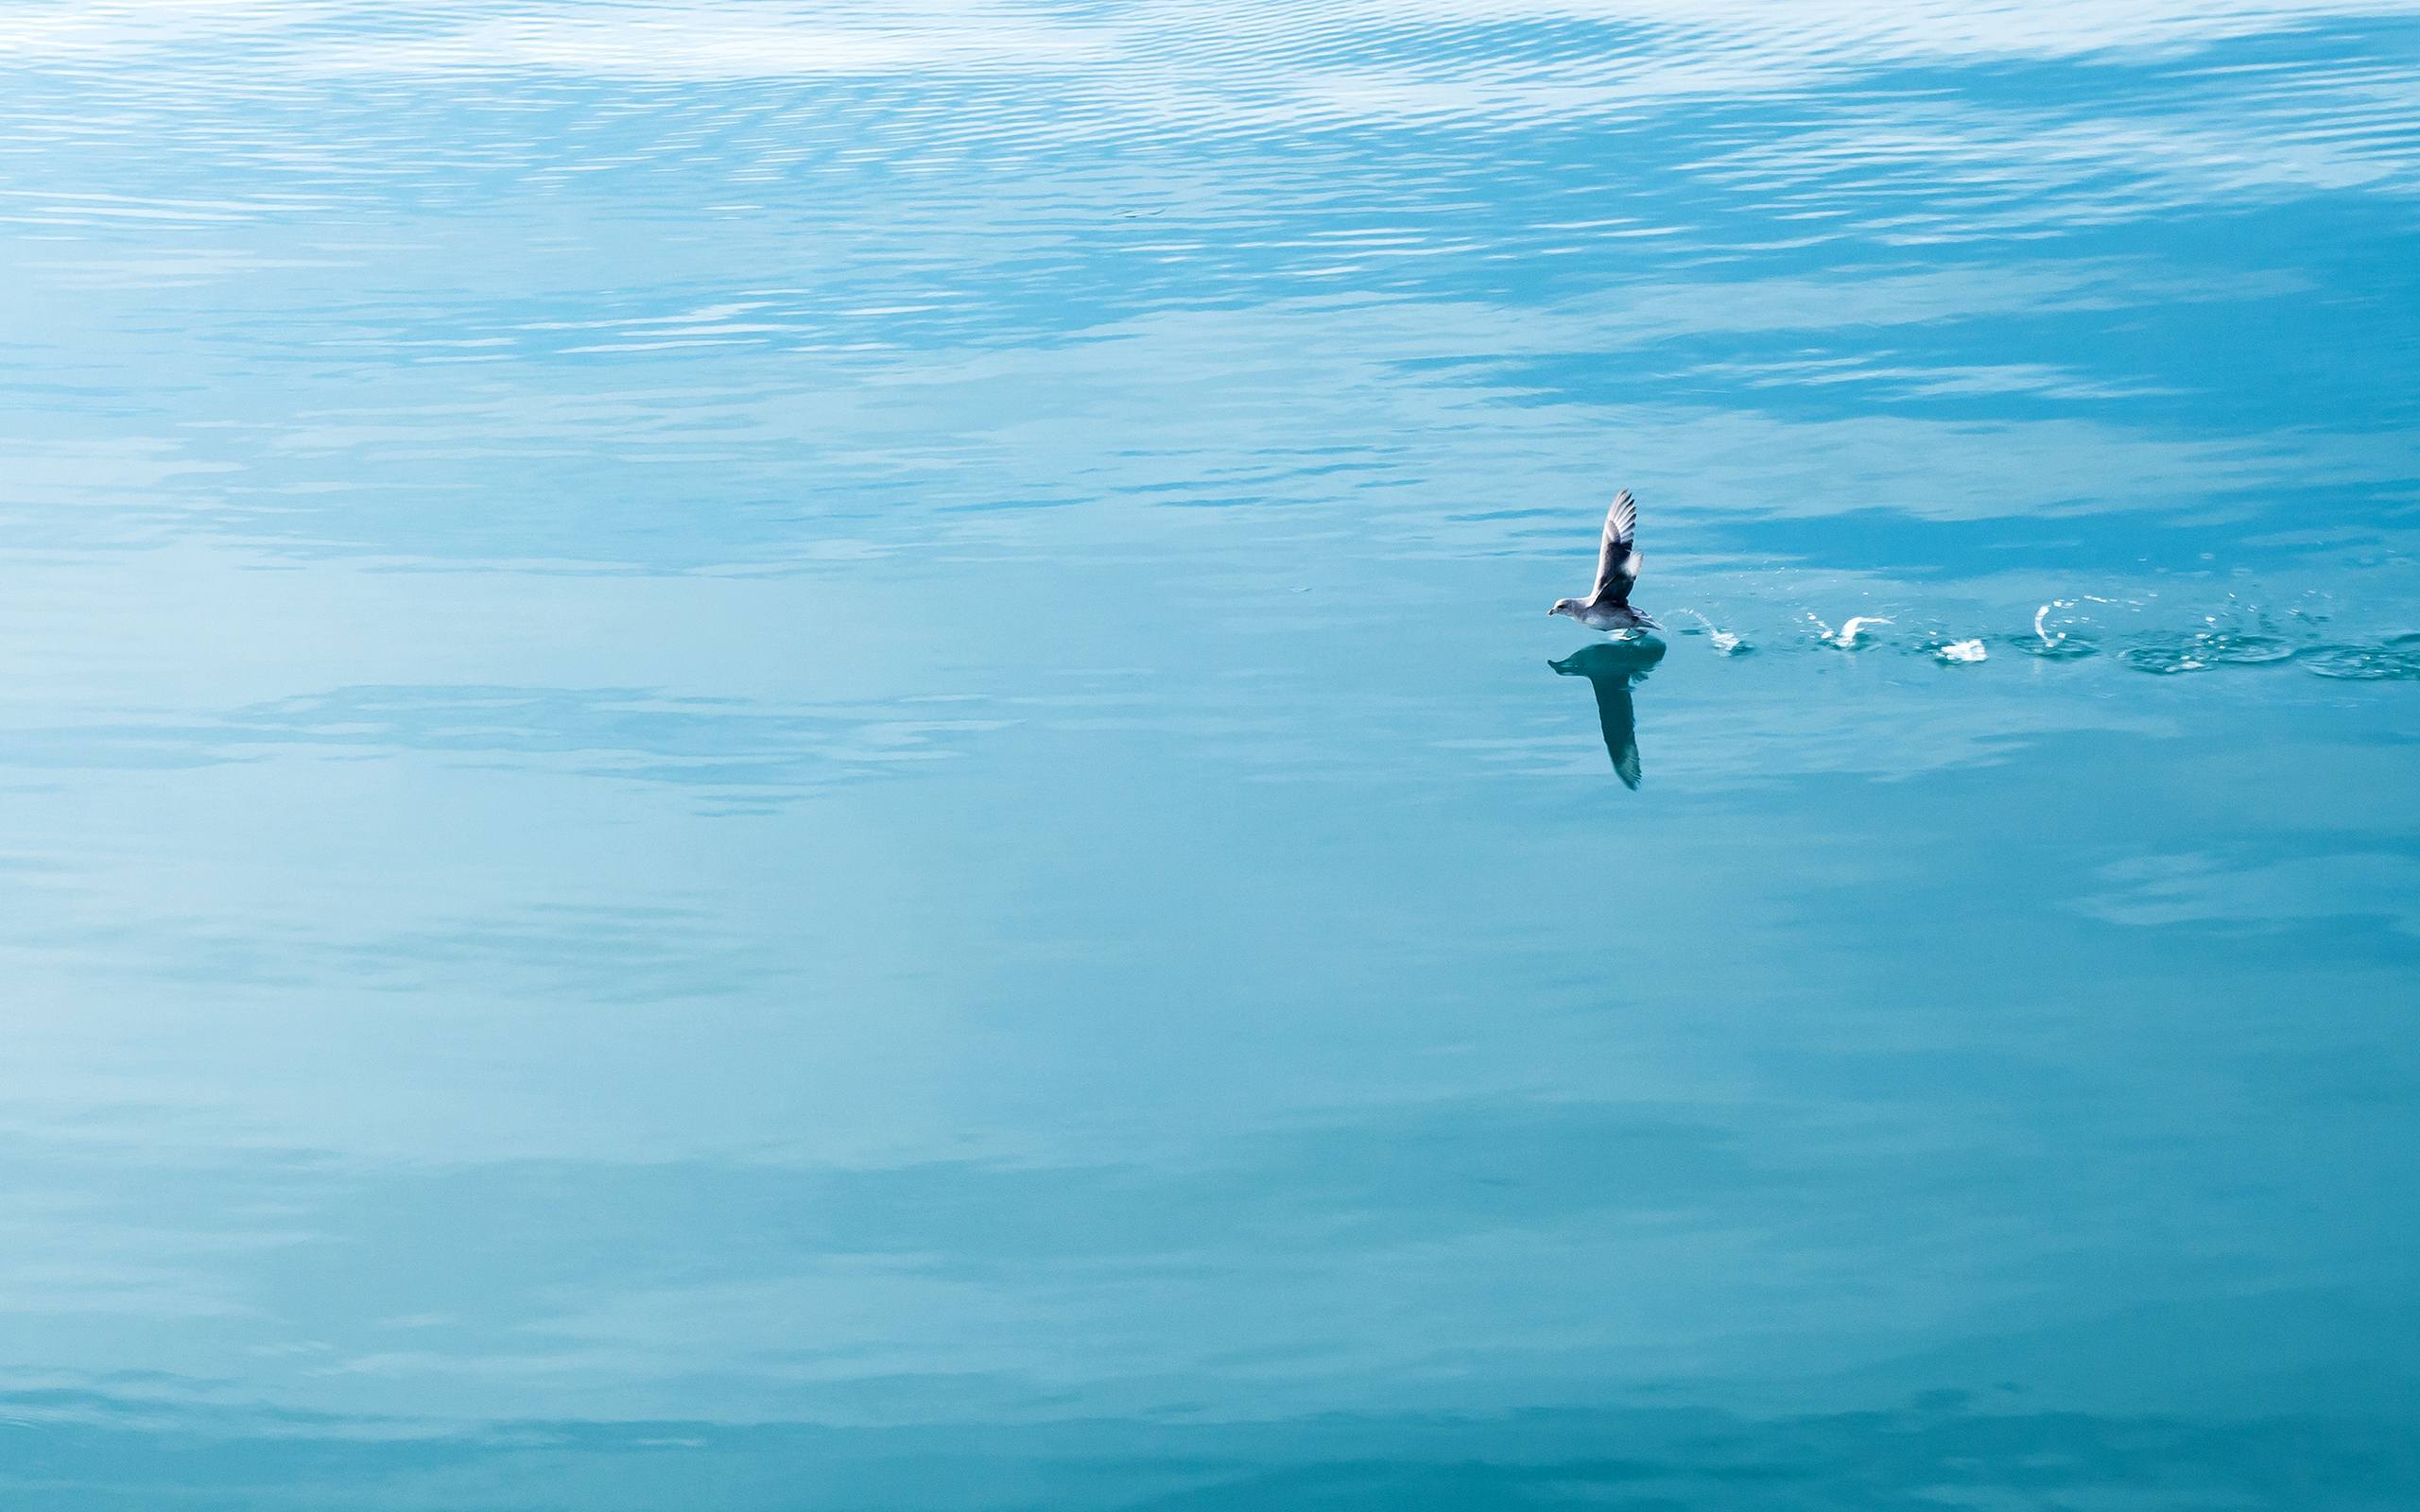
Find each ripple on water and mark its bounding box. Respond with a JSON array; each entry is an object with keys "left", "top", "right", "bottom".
[
  {"left": 2298, "top": 633, "right": 2420, "bottom": 681},
  {"left": 2109, "top": 597, "right": 2332, "bottom": 676},
  {"left": 2119, "top": 631, "right": 2302, "bottom": 675}
]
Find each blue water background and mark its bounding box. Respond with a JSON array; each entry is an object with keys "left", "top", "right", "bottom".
[{"left": 2, "top": 2, "right": 2417, "bottom": 1505}]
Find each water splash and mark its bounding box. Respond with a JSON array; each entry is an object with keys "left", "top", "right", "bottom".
[
  {"left": 1658, "top": 592, "right": 2408, "bottom": 684},
  {"left": 1807, "top": 612, "right": 1892, "bottom": 649},
  {"left": 2019, "top": 598, "right": 2101, "bottom": 660},
  {"left": 1676, "top": 609, "right": 1751, "bottom": 656}
]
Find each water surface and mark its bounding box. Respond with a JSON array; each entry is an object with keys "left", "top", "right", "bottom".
[{"left": 3, "top": 1, "right": 2417, "bottom": 1505}]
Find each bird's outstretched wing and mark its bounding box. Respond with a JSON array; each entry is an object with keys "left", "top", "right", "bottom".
[{"left": 1592, "top": 490, "right": 1641, "bottom": 606}]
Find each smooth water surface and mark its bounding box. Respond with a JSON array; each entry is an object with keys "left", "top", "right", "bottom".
[{"left": 3, "top": 2, "right": 2418, "bottom": 1505}]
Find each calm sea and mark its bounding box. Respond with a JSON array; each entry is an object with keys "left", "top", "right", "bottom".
[{"left": 2, "top": 2, "right": 2416, "bottom": 1505}]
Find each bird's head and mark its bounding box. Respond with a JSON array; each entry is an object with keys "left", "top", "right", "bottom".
[{"left": 1548, "top": 598, "right": 1580, "bottom": 618}]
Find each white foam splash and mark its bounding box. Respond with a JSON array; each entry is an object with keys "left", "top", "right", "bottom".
[
  {"left": 1937, "top": 639, "right": 1988, "bottom": 663},
  {"left": 1807, "top": 612, "right": 1893, "bottom": 648},
  {"left": 1679, "top": 609, "right": 1749, "bottom": 655}
]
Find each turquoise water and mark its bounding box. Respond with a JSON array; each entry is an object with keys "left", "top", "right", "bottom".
[{"left": 4, "top": 2, "right": 2418, "bottom": 1505}]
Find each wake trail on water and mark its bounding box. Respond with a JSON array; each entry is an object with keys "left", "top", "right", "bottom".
[{"left": 1626, "top": 587, "right": 2420, "bottom": 681}]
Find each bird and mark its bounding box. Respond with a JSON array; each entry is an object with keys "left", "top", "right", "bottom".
[
  {"left": 1548, "top": 490, "right": 1658, "bottom": 633},
  {"left": 1550, "top": 640, "right": 1666, "bottom": 788}
]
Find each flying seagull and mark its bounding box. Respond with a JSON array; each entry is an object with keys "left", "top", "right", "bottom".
[
  {"left": 1548, "top": 490, "right": 1658, "bottom": 633},
  {"left": 1550, "top": 640, "right": 1666, "bottom": 789}
]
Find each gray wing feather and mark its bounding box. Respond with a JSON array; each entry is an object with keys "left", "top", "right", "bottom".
[{"left": 1592, "top": 490, "right": 1641, "bottom": 605}]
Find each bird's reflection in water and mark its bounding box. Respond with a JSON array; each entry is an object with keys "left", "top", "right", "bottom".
[{"left": 1550, "top": 639, "right": 1667, "bottom": 789}]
